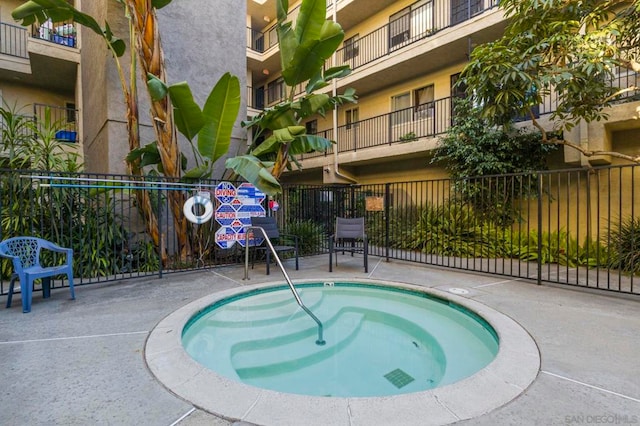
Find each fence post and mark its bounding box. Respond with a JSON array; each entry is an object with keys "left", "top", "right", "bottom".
[
  {"left": 157, "top": 189, "right": 163, "bottom": 279},
  {"left": 537, "top": 173, "right": 543, "bottom": 285},
  {"left": 385, "top": 183, "right": 390, "bottom": 262}
]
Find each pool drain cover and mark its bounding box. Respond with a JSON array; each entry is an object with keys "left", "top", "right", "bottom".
[{"left": 384, "top": 368, "right": 415, "bottom": 389}]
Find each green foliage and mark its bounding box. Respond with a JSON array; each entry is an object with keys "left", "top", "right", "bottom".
[
  {"left": 0, "top": 101, "right": 33, "bottom": 169},
  {"left": 0, "top": 175, "right": 139, "bottom": 279},
  {"left": 368, "top": 201, "right": 607, "bottom": 269},
  {"left": 226, "top": 0, "right": 357, "bottom": 195},
  {"left": 462, "top": 0, "right": 640, "bottom": 130},
  {"left": 140, "top": 72, "right": 241, "bottom": 179},
  {"left": 284, "top": 220, "right": 326, "bottom": 255},
  {"left": 606, "top": 217, "right": 640, "bottom": 275},
  {"left": 432, "top": 98, "right": 557, "bottom": 224},
  {"left": 0, "top": 102, "right": 81, "bottom": 172},
  {"left": 399, "top": 132, "right": 417, "bottom": 142}
]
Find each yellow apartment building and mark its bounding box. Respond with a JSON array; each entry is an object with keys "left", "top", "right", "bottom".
[
  {"left": 2, "top": 0, "right": 637, "bottom": 180},
  {"left": 246, "top": 0, "right": 640, "bottom": 186}
]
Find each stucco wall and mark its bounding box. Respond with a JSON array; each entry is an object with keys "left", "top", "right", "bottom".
[
  {"left": 159, "top": 0, "right": 247, "bottom": 178},
  {"left": 81, "top": 0, "right": 246, "bottom": 177}
]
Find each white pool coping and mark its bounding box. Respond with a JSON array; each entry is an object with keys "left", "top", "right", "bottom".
[{"left": 144, "top": 278, "right": 540, "bottom": 426}]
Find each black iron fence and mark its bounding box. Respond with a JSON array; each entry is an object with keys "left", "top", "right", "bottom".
[
  {"left": 280, "top": 164, "right": 639, "bottom": 295},
  {"left": 1, "top": 165, "right": 638, "bottom": 296},
  {"left": 0, "top": 171, "right": 250, "bottom": 295}
]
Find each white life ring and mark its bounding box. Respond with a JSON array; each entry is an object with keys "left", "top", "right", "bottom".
[{"left": 183, "top": 195, "right": 214, "bottom": 224}]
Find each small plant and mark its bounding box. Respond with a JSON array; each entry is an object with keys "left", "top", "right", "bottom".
[
  {"left": 285, "top": 220, "right": 326, "bottom": 255},
  {"left": 399, "top": 131, "right": 417, "bottom": 142},
  {"left": 606, "top": 216, "right": 640, "bottom": 275}
]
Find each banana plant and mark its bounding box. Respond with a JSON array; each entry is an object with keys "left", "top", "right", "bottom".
[
  {"left": 12, "top": 0, "right": 168, "bottom": 258},
  {"left": 226, "top": 0, "right": 357, "bottom": 195},
  {"left": 129, "top": 72, "right": 241, "bottom": 180}
]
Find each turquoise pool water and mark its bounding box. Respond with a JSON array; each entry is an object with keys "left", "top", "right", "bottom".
[{"left": 182, "top": 282, "right": 499, "bottom": 397}]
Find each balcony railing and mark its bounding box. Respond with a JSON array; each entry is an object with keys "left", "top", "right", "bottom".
[
  {"left": 33, "top": 103, "right": 79, "bottom": 143},
  {"left": 298, "top": 70, "right": 640, "bottom": 160},
  {"left": 299, "top": 97, "right": 454, "bottom": 160},
  {"left": 247, "top": 0, "right": 500, "bottom": 68},
  {"left": 0, "top": 22, "right": 28, "bottom": 58},
  {"left": 337, "top": 0, "right": 499, "bottom": 70},
  {"left": 247, "top": 26, "right": 278, "bottom": 53},
  {"left": 31, "top": 19, "right": 77, "bottom": 48}
]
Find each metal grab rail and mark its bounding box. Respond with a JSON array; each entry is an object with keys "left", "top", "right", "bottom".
[{"left": 244, "top": 226, "right": 326, "bottom": 345}]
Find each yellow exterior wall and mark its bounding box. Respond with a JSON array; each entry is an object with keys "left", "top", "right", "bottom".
[
  {"left": 0, "top": 82, "right": 74, "bottom": 109},
  {"left": 0, "top": 0, "right": 22, "bottom": 22},
  {"left": 342, "top": 0, "right": 416, "bottom": 40},
  {"left": 311, "top": 62, "right": 466, "bottom": 132}
]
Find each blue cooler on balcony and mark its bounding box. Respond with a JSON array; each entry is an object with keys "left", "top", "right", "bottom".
[{"left": 55, "top": 130, "right": 77, "bottom": 142}]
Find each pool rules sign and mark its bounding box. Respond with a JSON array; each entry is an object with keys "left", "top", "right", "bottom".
[{"left": 214, "top": 182, "right": 265, "bottom": 249}]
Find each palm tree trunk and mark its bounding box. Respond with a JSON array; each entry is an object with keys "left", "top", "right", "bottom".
[{"left": 126, "top": 0, "right": 190, "bottom": 262}]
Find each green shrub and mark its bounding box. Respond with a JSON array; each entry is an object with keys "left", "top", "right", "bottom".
[
  {"left": 606, "top": 217, "right": 640, "bottom": 275},
  {"left": 284, "top": 220, "right": 326, "bottom": 255}
]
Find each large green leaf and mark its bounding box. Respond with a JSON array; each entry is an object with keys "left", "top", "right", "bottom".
[
  {"left": 295, "top": 93, "right": 330, "bottom": 118},
  {"left": 225, "top": 155, "right": 282, "bottom": 195},
  {"left": 197, "top": 72, "right": 241, "bottom": 162},
  {"left": 152, "top": 0, "right": 173, "bottom": 9},
  {"left": 183, "top": 162, "right": 211, "bottom": 179},
  {"left": 276, "top": 0, "right": 289, "bottom": 22},
  {"left": 278, "top": 21, "right": 297, "bottom": 76},
  {"left": 288, "top": 134, "right": 334, "bottom": 155},
  {"left": 256, "top": 104, "right": 298, "bottom": 131},
  {"left": 168, "top": 82, "right": 204, "bottom": 141},
  {"left": 251, "top": 126, "right": 306, "bottom": 157},
  {"left": 282, "top": 20, "right": 344, "bottom": 86},
  {"left": 126, "top": 142, "right": 162, "bottom": 168},
  {"left": 146, "top": 73, "right": 168, "bottom": 102},
  {"left": 304, "top": 66, "right": 351, "bottom": 93},
  {"left": 295, "top": 0, "right": 325, "bottom": 45}
]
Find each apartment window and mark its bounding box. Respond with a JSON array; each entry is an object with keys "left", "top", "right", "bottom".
[
  {"left": 267, "top": 78, "right": 285, "bottom": 104},
  {"left": 391, "top": 93, "right": 411, "bottom": 125},
  {"left": 450, "top": 73, "right": 467, "bottom": 99},
  {"left": 66, "top": 102, "right": 76, "bottom": 123},
  {"left": 414, "top": 85, "right": 434, "bottom": 118},
  {"left": 411, "top": 0, "right": 434, "bottom": 38},
  {"left": 254, "top": 86, "right": 265, "bottom": 110},
  {"left": 346, "top": 108, "right": 359, "bottom": 129},
  {"left": 305, "top": 119, "right": 318, "bottom": 135},
  {"left": 389, "top": 8, "right": 410, "bottom": 49},
  {"left": 343, "top": 35, "right": 359, "bottom": 61},
  {"left": 451, "top": 0, "right": 483, "bottom": 26},
  {"left": 389, "top": 1, "right": 433, "bottom": 50},
  {"left": 253, "top": 32, "right": 264, "bottom": 52},
  {"left": 450, "top": 73, "right": 467, "bottom": 125}
]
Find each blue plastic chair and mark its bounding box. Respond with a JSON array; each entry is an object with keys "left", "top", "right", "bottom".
[{"left": 0, "top": 237, "right": 75, "bottom": 313}]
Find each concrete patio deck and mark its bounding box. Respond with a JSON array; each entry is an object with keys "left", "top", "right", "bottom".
[{"left": 1, "top": 254, "right": 639, "bottom": 425}]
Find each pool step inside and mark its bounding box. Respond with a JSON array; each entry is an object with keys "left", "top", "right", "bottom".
[{"left": 232, "top": 310, "right": 365, "bottom": 379}]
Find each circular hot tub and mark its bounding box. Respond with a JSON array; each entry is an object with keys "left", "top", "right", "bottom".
[{"left": 146, "top": 279, "right": 539, "bottom": 425}]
